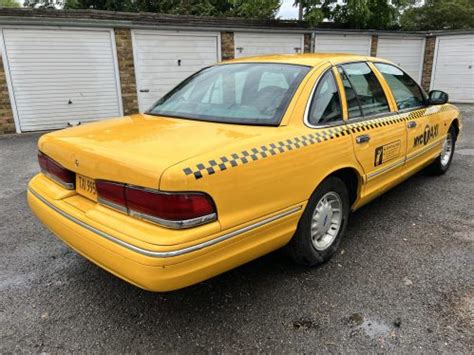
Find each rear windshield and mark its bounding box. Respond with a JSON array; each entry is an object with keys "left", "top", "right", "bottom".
[{"left": 147, "top": 63, "right": 311, "bottom": 126}]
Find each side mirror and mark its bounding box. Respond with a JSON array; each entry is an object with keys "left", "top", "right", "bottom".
[{"left": 429, "top": 90, "right": 449, "bottom": 105}]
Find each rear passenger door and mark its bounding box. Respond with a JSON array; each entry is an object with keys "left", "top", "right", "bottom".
[{"left": 336, "top": 62, "right": 407, "bottom": 199}]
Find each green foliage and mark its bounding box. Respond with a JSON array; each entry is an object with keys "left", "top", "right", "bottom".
[
  {"left": 295, "top": 0, "right": 423, "bottom": 29},
  {"left": 401, "top": 0, "right": 474, "bottom": 30},
  {"left": 63, "top": 0, "right": 280, "bottom": 19},
  {"left": 0, "top": 0, "right": 20, "bottom": 7},
  {"left": 293, "top": 0, "right": 335, "bottom": 25},
  {"left": 32, "top": 0, "right": 474, "bottom": 30},
  {"left": 23, "top": 0, "right": 58, "bottom": 7}
]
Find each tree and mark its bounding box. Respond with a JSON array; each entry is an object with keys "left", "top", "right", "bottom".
[
  {"left": 63, "top": 0, "right": 281, "bottom": 19},
  {"left": 400, "top": 0, "right": 474, "bottom": 30},
  {"left": 295, "top": 0, "right": 416, "bottom": 29},
  {"left": 293, "top": 0, "right": 335, "bottom": 26},
  {"left": 24, "top": 0, "right": 61, "bottom": 8},
  {"left": 0, "top": 0, "right": 20, "bottom": 7}
]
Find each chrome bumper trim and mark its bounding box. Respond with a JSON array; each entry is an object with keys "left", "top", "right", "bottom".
[{"left": 29, "top": 188, "right": 302, "bottom": 258}]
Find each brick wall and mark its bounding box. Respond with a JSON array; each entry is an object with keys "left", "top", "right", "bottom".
[
  {"left": 221, "top": 32, "right": 235, "bottom": 61},
  {"left": 0, "top": 55, "right": 15, "bottom": 134},
  {"left": 421, "top": 36, "right": 436, "bottom": 92},
  {"left": 370, "top": 35, "right": 378, "bottom": 57},
  {"left": 114, "top": 28, "right": 139, "bottom": 115}
]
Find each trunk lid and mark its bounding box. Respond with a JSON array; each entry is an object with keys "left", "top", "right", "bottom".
[{"left": 38, "top": 114, "right": 263, "bottom": 189}]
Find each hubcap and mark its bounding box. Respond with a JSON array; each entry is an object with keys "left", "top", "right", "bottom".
[
  {"left": 310, "top": 192, "right": 343, "bottom": 251},
  {"left": 440, "top": 133, "right": 453, "bottom": 167}
]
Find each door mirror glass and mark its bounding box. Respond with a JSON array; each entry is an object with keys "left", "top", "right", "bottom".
[{"left": 429, "top": 90, "right": 449, "bottom": 105}]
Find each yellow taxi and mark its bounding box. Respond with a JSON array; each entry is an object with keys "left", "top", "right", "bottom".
[{"left": 28, "top": 54, "right": 462, "bottom": 291}]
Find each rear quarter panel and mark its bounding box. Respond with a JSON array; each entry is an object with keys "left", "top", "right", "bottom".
[{"left": 160, "top": 65, "right": 364, "bottom": 232}]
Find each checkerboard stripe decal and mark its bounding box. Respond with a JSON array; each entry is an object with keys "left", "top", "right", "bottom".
[{"left": 183, "top": 106, "right": 454, "bottom": 180}]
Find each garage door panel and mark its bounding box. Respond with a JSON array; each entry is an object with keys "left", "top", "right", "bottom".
[
  {"left": 377, "top": 37, "right": 425, "bottom": 82},
  {"left": 2, "top": 28, "right": 122, "bottom": 131},
  {"left": 234, "top": 32, "right": 304, "bottom": 58},
  {"left": 133, "top": 30, "right": 219, "bottom": 112},
  {"left": 432, "top": 35, "right": 474, "bottom": 103},
  {"left": 315, "top": 34, "right": 371, "bottom": 55}
]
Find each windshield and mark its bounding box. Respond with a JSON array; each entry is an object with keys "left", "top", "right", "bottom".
[{"left": 147, "top": 63, "right": 311, "bottom": 126}]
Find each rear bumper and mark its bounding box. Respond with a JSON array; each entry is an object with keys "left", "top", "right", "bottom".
[{"left": 28, "top": 181, "right": 303, "bottom": 292}]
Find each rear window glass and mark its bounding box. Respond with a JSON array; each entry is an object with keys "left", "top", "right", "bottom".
[{"left": 148, "top": 63, "right": 311, "bottom": 126}]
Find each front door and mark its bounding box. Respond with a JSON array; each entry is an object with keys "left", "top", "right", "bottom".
[
  {"left": 336, "top": 62, "right": 407, "bottom": 200},
  {"left": 373, "top": 63, "right": 443, "bottom": 176}
]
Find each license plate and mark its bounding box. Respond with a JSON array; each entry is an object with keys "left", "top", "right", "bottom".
[{"left": 76, "top": 174, "right": 97, "bottom": 202}]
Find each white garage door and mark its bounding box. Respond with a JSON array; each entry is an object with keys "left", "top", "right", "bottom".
[
  {"left": 377, "top": 37, "right": 425, "bottom": 83},
  {"left": 431, "top": 34, "right": 474, "bottom": 103},
  {"left": 315, "top": 34, "right": 371, "bottom": 56},
  {"left": 1, "top": 28, "right": 122, "bottom": 132},
  {"left": 133, "top": 30, "right": 220, "bottom": 112},
  {"left": 234, "top": 32, "right": 304, "bottom": 58}
]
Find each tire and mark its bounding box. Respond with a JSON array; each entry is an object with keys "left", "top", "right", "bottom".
[
  {"left": 288, "top": 176, "right": 350, "bottom": 266},
  {"left": 427, "top": 125, "right": 456, "bottom": 175}
]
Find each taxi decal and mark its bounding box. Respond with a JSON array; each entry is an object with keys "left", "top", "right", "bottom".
[
  {"left": 374, "top": 140, "right": 402, "bottom": 167},
  {"left": 414, "top": 124, "right": 439, "bottom": 147},
  {"left": 183, "top": 105, "right": 454, "bottom": 180}
]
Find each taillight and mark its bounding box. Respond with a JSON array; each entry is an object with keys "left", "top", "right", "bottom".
[
  {"left": 96, "top": 181, "right": 127, "bottom": 212},
  {"left": 95, "top": 180, "right": 216, "bottom": 229},
  {"left": 38, "top": 151, "right": 75, "bottom": 190}
]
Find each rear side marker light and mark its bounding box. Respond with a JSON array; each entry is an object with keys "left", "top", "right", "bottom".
[
  {"left": 95, "top": 180, "right": 217, "bottom": 229},
  {"left": 37, "top": 151, "right": 75, "bottom": 190}
]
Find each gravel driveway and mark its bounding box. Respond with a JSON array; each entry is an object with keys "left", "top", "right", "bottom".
[{"left": 1, "top": 105, "right": 473, "bottom": 353}]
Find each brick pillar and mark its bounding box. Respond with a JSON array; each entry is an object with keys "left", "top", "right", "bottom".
[
  {"left": 114, "top": 28, "right": 139, "bottom": 115},
  {"left": 221, "top": 32, "right": 235, "bottom": 61},
  {"left": 421, "top": 36, "right": 436, "bottom": 92},
  {"left": 304, "top": 33, "right": 312, "bottom": 53},
  {"left": 0, "top": 55, "right": 15, "bottom": 134},
  {"left": 370, "top": 35, "right": 378, "bottom": 57}
]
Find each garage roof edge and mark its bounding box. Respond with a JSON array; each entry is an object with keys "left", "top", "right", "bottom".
[{"left": 0, "top": 9, "right": 471, "bottom": 36}]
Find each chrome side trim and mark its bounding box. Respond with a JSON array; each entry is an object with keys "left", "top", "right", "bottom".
[
  {"left": 406, "top": 137, "right": 443, "bottom": 162},
  {"left": 366, "top": 137, "right": 444, "bottom": 181},
  {"left": 29, "top": 188, "right": 302, "bottom": 258},
  {"left": 367, "top": 158, "right": 405, "bottom": 181}
]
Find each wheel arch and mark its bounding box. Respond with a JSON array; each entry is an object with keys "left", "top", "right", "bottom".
[
  {"left": 323, "top": 166, "right": 363, "bottom": 209},
  {"left": 450, "top": 118, "right": 460, "bottom": 141}
]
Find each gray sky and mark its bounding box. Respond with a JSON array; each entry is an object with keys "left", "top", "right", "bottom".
[{"left": 277, "top": 0, "right": 299, "bottom": 19}]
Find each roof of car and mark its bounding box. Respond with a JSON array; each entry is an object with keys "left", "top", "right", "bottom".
[{"left": 225, "top": 53, "right": 391, "bottom": 67}]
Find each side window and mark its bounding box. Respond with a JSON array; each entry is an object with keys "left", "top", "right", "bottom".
[
  {"left": 308, "top": 70, "right": 343, "bottom": 125},
  {"left": 338, "top": 67, "right": 363, "bottom": 119},
  {"left": 374, "top": 63, "right": 426, "bottom": 110},
  {"left": 339, "top": 62, "right": 390, "bottom": 118}
]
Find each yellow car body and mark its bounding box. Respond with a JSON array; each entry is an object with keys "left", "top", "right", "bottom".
[{"left": 28, "top": 54, "right": 462, "bottom": 291}]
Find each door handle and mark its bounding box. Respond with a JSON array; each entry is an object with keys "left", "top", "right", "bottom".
[
  {"left": 139, "top": 89, "right": 150, "bottom": 93},
  {"left": 356, "top": 134, "right": 370, "bottom": 144},
  {"left": 407, "top": 121, "right": 417, "bottom": 129}
]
